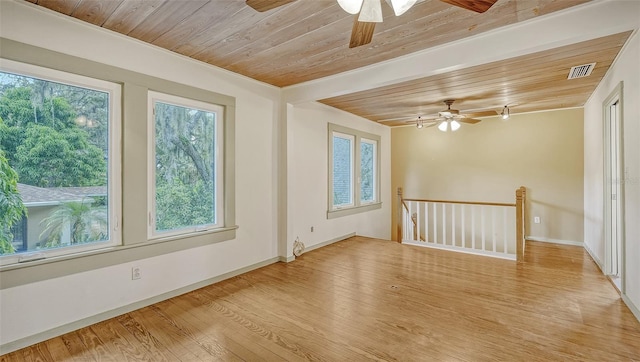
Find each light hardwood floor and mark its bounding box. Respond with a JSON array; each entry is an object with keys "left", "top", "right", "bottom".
[{"left": 3, "top": 237, "right": 640, "bottom": 361}]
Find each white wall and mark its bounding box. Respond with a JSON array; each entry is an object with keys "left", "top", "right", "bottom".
[
  {"left": 584, "top": 32, "right": 640, "bottom": 315},
  {"left": 0, "top": 0, "right": 282, "bottom": 348},
  {"left": 392, "top": 109, "right": 584, "bottom": 244},
  {"left": 289, "top": 102, "right": 391, "bottom": 250}
]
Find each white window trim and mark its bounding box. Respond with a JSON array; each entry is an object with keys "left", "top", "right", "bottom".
[
  {"left": 0, "top": 59, "right": 122, "bottom": 267},
  {"left": 327, "top": 123, "right": 381, "bottom": 219},
  {"left": 147, "top": 91, "right": 225, "bottom": 240}
]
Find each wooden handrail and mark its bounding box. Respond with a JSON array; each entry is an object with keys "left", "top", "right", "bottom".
[{"left": 403, "top": 198, "right": 516, "bottom": 208}]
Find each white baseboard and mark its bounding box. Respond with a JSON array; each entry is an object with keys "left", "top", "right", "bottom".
[
  {"left": 403, "top": 240, "right": 516, "bottom": 261},
  {"left": 582, "top": 242, "right": 604, "bottom": 271},
  {"left": 0, "top": 256, "right": 281, "bottom": 356},
  {"left": 622, "top": 294, "right": 640, "bottom": 324},
  {"left": 303, "top": 232, "right": 356, "bottom": 254},
  {"left": 526, "top": 236, "right": 583, "bottom": 247},
  {"left": 279, "top": 255, "right": 295, "bottom": 263}
]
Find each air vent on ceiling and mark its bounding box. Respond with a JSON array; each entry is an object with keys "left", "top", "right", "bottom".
[{"left": 568, "top": 63, "right": 596, "bottom": 79}]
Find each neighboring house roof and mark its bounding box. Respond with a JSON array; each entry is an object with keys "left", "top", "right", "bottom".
[
  {"left": 17, "top": 184, "right": 106, "bottom": 207},
  {"left": 50, "top": 186, "right": 107, "bottom": 198}
]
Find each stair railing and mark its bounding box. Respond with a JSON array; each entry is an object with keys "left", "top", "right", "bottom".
[{"left": 398, "top": 187, "right": 526, "bottom": 261}]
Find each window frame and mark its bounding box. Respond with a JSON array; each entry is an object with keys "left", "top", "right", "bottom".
[
  {"left": 147, "top": 91, "right": 225, "bottom": 240},
  {"left": 327, "top": 123, "right": 381, "bottom": 219},
  {"left": 0, "top": 59, "right": 122, "bottom": 267}
]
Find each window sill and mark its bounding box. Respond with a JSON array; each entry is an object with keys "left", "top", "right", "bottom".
[
  {"left": 0, "top": 226, "right": 239, "bottom": 289},
  {"left": 327, "top": 202, "right": 382, "bottom": 219}
]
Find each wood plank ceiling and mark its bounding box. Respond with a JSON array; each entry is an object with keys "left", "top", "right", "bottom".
[
  {"left": 320, "top": 31, "right": 632, "bottom": 125},
  {"left": 24, "top": 0, "right": 630, "bottom": 125}
]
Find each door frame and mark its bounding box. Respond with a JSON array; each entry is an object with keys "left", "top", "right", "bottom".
[{"left": 603, "top": 81, "right": 625, "bottom": 291}]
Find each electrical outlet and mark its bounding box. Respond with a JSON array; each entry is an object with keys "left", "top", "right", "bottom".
[
  {"left": 311, "top": 226, "right": 314, "bottom": 232},
  {"left": 534, "top": 217, "right": 541, "bottom": 224},
  {"left": 132, "top": 267, "right": 141, "bottom": 280}
]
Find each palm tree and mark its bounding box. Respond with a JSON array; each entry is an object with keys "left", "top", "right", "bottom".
[{"left": 40, "top": 200, "right": 107, "bottom": 247}]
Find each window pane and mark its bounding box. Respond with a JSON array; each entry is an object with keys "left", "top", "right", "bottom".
[
  {"left": 0, "top": 71, "right": 111, "bottom": 255},
  {"left": 361, "top": 139, "right": 376, "bottom": 203},
  {"left": 333, "top": 134, "right": 353, "bottom": 207},
  {"left": 154, "top": 100, "right": 217, "bottom": 233}
]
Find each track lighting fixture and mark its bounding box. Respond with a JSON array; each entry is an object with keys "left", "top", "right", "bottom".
[
  {"left": 416, "top": 116, "right": 424, "bottom": 129},
  {"left": 501, "top": 105, "right": 510, "bottom": 120}
]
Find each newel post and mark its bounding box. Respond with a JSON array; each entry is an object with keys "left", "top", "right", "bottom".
[
  {"left": 515, "top": 186, "right": 526, "bottom": 262},
  {"left": 397, "top": 187, "right": 403, "bottom": 243}
]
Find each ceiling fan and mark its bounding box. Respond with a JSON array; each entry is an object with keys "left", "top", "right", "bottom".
[
  {"left": 245, "top": 0, "right": 498, "bottom": 48},
  {"left": 410, "top": 99, "right": 498, "bottom": 131}
]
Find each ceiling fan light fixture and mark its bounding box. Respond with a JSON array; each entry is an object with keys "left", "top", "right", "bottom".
[
  {"left": 389, "top": 0, "right": 417, "bottom": 16},
  {"left": 450, "top": 120, "right": 461, "bottom": 131},
  {"left": 501, "top": 105, "right": 510, "bottom": 120},
  {"left": 358, "top": 0, "right": 383, "bottom": 22},
  {"left": 337, "top": 0, "right": 364, "bottom": 14},
  {"left": 438, "top": 121, "right": 448, "bottom": 132}
]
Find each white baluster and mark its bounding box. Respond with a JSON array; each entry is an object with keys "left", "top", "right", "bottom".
[
  {"left": 481, "top": 205, "right": 486, "bottom": 252},
  {"left": 417, "top": 201, "right": 421, "bottom": 242},
  {"left": 452, "top": 203, "right": 456, "bottom": 247},
  {"left": 433, "top": 203, "right": 438, "bottom": 245},
  {"left": 492, "top": 206, "right": 497, "bottom": 253},
  {"left": 442, "top": 203, "right": 447, "bottom": 246},
  {"left": 503, "top": 207, "right": 508, "bottom": 255},
  {"left": 471, "top": 205, "right": 476, "bottom": 250},
  {"left": 425, "top": 202, "right": 429, "bottom": 243},
  {"left": 461, "top": 204, "right": 465, "bottom": 248}
]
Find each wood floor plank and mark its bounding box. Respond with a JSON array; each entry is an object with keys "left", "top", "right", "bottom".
[
  {"left": 75, "top": 326, "right": 119, "bottom": 362},
  {"left": 151, "top": 298, "right": 274, "bottom": 361},
  {"left": 57, "top": 331, "right": 96, "bottom": 361},
  {"left": 88, "top": 319, "right": 153, "bottom": 361},
  {"left": 2, "top": 237, "right": 640, "bottom": 361},
  {"left": 144, "top": 302, "right": 243, "bottom": 361},
  {"left": 41, "top": 338, "right": 75, "bottom": 361},
  {"left": 117, "top": 313, "right": 179, "bottom": 362},
  {"left": 184, "top": 290, "right": 319, "bottom": 362}
]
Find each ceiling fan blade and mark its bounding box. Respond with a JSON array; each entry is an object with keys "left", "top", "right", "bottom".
[
  {"left": 246, "top": 0, "right": 296, "bottom": 12},
  {"left": 350, "top": 18, "right": 376, "bottom": 48},
  {"left": 457, "top": 118, "right": 482, "bottom": 124},
  {"left": 463, "top": 110, "right": 498, "bottom": 118},
  {"left": 440, "top": 0, "right": 497, "bottom": 13},
  {"left": 382, "top": 119, "right": 438, "bottom": 127},
  {"left": 379, "top": 116, "right": 438, "bottom": 126}
]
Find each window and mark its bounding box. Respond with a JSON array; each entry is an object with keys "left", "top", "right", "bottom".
[
  {"left": 332, "top": 132, "right": 355, "bottom": 208},
  {"left": 328, "top": 124, "right": 381, "bottom": 218},
  {"left": 360, "top": 138, "right": 377, "bottom": 204},
  {"left": 1, "top": 41, "right": 235, "bottom": 285},
  {"left": 0, "top": 60, "right": 121, "bottom": 265},
  {"left": 148, "top": 91, "right": 224, "bottom": 239},
  {"left": 10, "top": 217, "right": 27, "bottom": 252}
]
